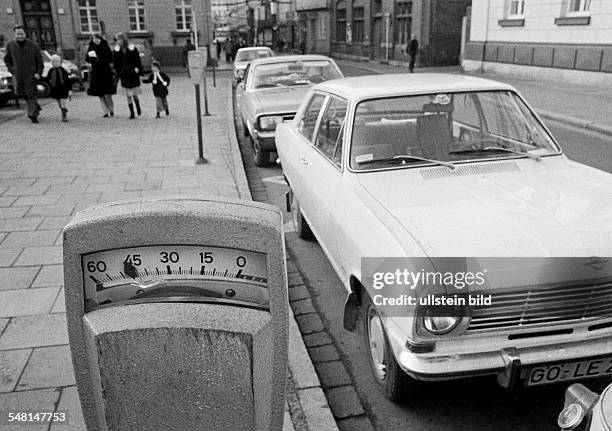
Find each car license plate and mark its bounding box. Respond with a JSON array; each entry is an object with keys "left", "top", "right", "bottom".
[{"left": 525, "top": 357, "right": 612, "bottom": 386}]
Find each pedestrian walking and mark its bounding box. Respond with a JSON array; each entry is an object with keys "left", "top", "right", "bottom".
[
  {"left": 299, "top": 40, "right": 307, "bottom": 55},
  {"left": 182, "top": 39, "right": 196, "bottom": 69},
  {"left": 215, "top": 39, "right": 221, "bottom": 60},
  {"left": 85, "top": 33, "right": 116, "bottom": 117},
  {"left": 45, "top": 54, "right": 72, "bottom": 122},
  {"left": 224, "top": 38, "right": 233, "bottom": 63},
  {"left": 113, "top": 32, "right": 143, "bottom": 119},
  {"left": 142, "top": 60, "right": 170, "bottom": 119},
  {"left": 3, "top": 24, "right": 44, "bottom": 123},
  {"left": 231, "top": 38, "right": 240, "bottom": 63},
  {"left": 407, "top": 34, "right": 419, "bottom": 73}
]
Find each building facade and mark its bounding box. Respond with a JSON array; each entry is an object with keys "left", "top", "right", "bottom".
[
  {"left": 0, "top": 0, "right": 213, "bottom": 66},
  {"left": 328, "top": 0, "right": 470, "bottom": 66},
  {"left": 296, "top": 0, "right": 330, "bottom": 55},
  {"left": 463, "top": 0, "right": 612, "bottom": 83}
]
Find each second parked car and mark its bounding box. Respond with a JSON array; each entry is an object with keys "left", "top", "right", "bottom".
[{"left": 236, "top": 54, "right": 343, "bottom": 166}]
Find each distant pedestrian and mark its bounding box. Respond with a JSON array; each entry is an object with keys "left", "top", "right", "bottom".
[
  {"left": 299, "top": 40, "right": 306, "bottom": 55},
  {"left": 231, "top": 38, "right": 240, "bottom": 62},
  {"left": 182, "top": 39, "right": 196, "bottom": 69},
  {"left": 142, "top": 60, "right": 170, "bottom": 118},
  {"left": 224, "top": 38, "right": 233, "bottom": 63},
  {"left": 85, "top": 33, "right": 116, "bottom": 117},
  {"left": 113, "top": 32, "right": 143, "bottom": 119},
  {"left": 45, "top": 54, "right": 72, "bottom": 122},
  {"left": 215, "top": 39, "right": 221, "bottom": 60},
  {"left": 407, "top": 34, "right": 419, "bottom": 73},
  {"left": 3, "top": 24, "right": 44, "bottom": 123}
]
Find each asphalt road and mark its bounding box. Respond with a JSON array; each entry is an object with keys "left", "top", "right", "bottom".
[{"left": 235, "top": 64, "right": 612, "bottom": 430}]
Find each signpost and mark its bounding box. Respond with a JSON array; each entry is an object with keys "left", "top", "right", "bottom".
[{"left": 188, "top": 50, "right": 208, "bottom": 165}]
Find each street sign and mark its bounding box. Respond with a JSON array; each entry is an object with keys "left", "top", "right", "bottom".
[{"left": 188, "top": 49, "right": 207, "bottom": 84}]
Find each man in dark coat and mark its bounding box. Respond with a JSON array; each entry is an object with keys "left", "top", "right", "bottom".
[
  {"left": 407, "top": 34, "right": 419, "bottom": 73},
  {"left": 4, "top": 25, "right": 44, "bottom": 122},
  {"left": 182, "top": 39, "right": 195, "bottom": 69}
]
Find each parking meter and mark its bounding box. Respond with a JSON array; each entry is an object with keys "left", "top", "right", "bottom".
[
  {"left": 63, "top": 197, "right": 288, "bottom": 431},
  {"left": 188, "top": 49, "right": 206, "bottom": 83}
]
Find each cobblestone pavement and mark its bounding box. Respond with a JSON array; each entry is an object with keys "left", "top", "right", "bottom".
[{"left": 0, "top": 75, "right": 333, "bottom": 430}]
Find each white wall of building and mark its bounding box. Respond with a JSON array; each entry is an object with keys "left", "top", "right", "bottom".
[{"left": 470, "top": 0, "right": 612, "bottom": 44}]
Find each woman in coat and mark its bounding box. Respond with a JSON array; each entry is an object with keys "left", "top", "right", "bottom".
[
  {"left": 85, "top": 33, "right": 116, "bottom": 117},
  {"left": 113, "top": 32, "right": 143, "bottom": 119}
]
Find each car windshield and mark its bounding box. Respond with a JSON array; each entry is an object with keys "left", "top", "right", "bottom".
[
  {"left": 236, "top": 49, "right": 271, "bottom": 61},
  {"left": 350, "top": 90, "right": 559, "bottom": 171},
  {"left": 250, "top": 60, "right": 341, "bottom": 89}
]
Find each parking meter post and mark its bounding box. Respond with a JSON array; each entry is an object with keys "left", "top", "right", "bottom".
[
  {"left": 203, "top": 77, "right": 211, "bottom": 117},
  {"left": 213, "top": 62, "right": 216, "bottom": 87},
  {"left": 195, "top": 83, "right": 208, "bottom": 164}
]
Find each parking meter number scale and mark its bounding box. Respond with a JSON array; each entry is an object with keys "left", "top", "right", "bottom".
[{"left": 82, "top": 245, "right": 268, "bottom": 309}]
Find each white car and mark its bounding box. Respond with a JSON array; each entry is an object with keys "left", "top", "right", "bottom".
[
  {"left": 275, "top": 74, "right": 612, "bottom": 401},
  {"left": 233, "top": 46, "right": 273, "bottom": 82}
]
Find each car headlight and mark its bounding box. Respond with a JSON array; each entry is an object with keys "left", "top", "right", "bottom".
[
  {"left": 0, "top": 78, "right": 8, "bottom": 89},
  {"left": 258, "top": 115, "right": 283, "bottom": 131},
  {"left": 422, "top": 305, "right": 462, "bottom": 335}
]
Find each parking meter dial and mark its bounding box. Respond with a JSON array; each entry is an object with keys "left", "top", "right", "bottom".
[{"left": 82, "top": 245, "right": 268, "bottom": 310}]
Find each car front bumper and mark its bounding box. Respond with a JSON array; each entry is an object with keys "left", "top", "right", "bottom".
[{"left": 385, "top": 319, "right": 612, "bottom": 386}]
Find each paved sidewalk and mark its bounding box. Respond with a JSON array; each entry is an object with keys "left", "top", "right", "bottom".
[
  {"left": 335, "top": 58, "right": 612, "bottom": 137},
  {"left": 0, "top": 76, "right": 337, "bottom": 430}
]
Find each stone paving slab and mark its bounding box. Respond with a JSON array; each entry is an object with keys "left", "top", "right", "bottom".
[
  {"left": 0, "top": 314, "right": 68, "bottom": 350},
  {"left": 15, "top": 345, "right": 75, "bottom": 391},
  {"left": 0, "top": 388, "right": 60, "bottom": 431},
  {"left": 0, "top": 267, "right": 40, "bottom": 290},
  {"left": 0, "top": 287, "right": 60, "bottom": 318}
]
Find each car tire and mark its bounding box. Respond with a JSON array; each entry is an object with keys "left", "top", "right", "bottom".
[
  {"left": 291, "top": 190, "right": 313, "bottom": 240},
  {"left": 362, "top": 287, "right": 421, "bottom": 402},
  {"left": 252, "top": 137, "right": 270, "bottom": 167}
]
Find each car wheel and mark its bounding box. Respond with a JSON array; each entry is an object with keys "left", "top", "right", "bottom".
[
  {"left": 362, "top": 288, "right": 421, "bottom": 402},
  {"left": 290, "top": 190, "right": 313, "bottom": 239},
  {"left": 252, "top": 137, "right": 270, "bottom": 167}
]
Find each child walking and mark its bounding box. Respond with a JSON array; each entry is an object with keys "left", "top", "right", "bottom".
[
  {"left": 142, "top": 60, "right": 170, "bottom": 118},
  {"left": 46, "top": 54, "right": 72, "bottom": 122}
]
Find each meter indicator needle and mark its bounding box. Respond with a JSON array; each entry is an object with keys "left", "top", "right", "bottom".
[
  {"left": 167, "top": 265, "right": 172, "bottom": 275},
  {"left": 200, "top": 266, "right": 205, "bottom": 275},
  {"left": 124, "top": 261, "right": 138, "bottom": 279}
]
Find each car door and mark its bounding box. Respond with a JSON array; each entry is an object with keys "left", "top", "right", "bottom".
[
  {"left": 235, "top": 64, "right": 251, "bottom": 127},
  {"left": 302, "top": 95, "right": 349, "bottom": 265},
  {"left": 289, "top": 92, "right": 328, "bottom": 226}
]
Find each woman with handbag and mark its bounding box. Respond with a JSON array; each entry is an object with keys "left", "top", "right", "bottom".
[
  {"left": 85, "top": 33, "right": 115, "bottom": 117},
  {"left": 113, "top": 32, "right": 143, "bottom": 119}
]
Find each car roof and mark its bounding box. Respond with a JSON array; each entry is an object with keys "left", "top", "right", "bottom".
[
  {"left": 248, "top": 54, "right": 334, "bottom": 67},
  {"left": 237, "top": 47, "right": 272, "bottom": 52},
  {"left": 314, "top": 73, "right": 517, "bottom": 100}
]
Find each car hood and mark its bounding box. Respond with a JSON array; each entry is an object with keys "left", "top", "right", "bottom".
[
  {"left": 251, "top": 86, "right": 311, "bottom": 115},
  {"left": 356, "top": 158, "right": 612, "bottom": 258},
  {"left": 356, "top": 159, "right": 612, "bottom": 288}
]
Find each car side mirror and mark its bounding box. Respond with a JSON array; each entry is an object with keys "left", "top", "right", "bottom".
[{"left": 236, "top": 76, "right": 243, "bottom": 84}]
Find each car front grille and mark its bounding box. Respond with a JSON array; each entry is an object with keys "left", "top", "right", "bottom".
[{"left": 467, "top": 278, "right": 612, "bottom": 332}]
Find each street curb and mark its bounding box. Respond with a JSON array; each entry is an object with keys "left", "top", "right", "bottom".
[
  {"left": 224, "top": 79, "right": 253, "bottom": 200},
  {"left": 228, "top": 84, "right": 339, "bottom": 431},
  {"left": 537, "top": 109, "right": 612, "bottom": 138}
]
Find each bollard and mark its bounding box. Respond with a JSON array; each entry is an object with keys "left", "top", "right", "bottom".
[{"left": 63, "top": 197, "right": 289, "bottom": 431}]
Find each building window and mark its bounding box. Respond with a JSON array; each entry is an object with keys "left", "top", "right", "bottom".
[
  {"left": 372, "top": 0, "right": 382, "bottom": 15},
  {"left": 395, "top": 0, "right": 412, "bottom": 44},
  {"left": 508, "top": 0, "right": 525, "bottom": 18},
  {"left": 352, "top": 0, "right": 365, "bottom": 43},
  {"left": 336, "top": 1, "right": 346, "bottom": 42},
  {"left": 567, "top": 0, "right": 590, "bottom": 14},
  {"left": 78, "top": 0, "right": 100, "bottom": 33},
  {"left": 128, "top": 0, "right": 146, "bottom": 32},
  {"left": 175, "top": 0, "right": 192, "bottom": 31},
  {"left": 317, "top": 14, "right": 327, "bottom": 40}
]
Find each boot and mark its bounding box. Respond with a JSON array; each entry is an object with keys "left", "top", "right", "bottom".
[
  {"left": 165, "top": 107, "right": 169, "bottom": 116},
  {"left": 134, "top": 97, "right": 142, "bottom": 116},
  {"left": 61, "top": 108, "right": 68, "bottom": 122},
  {"left": 128, "top": 103, "right": 135, "bottom": 119},
  {"left": 156, "top": 112, "right": 160, "bottom": 118}
]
